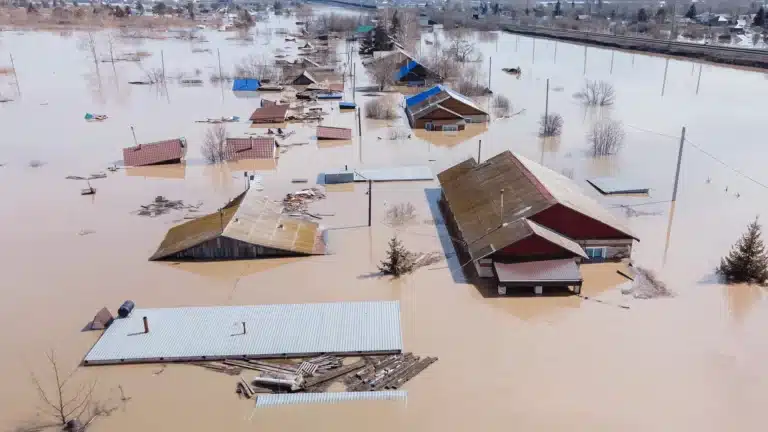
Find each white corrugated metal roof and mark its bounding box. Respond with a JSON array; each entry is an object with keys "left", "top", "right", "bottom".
[
  {"left": 255, "top": 391, "right": 407, "bottom": 407},
  {"left": 494, "top": 259, "right": 582, "bottom": 283},
  {"left": 84, "top": 301, "right": 402, "bottom": 365}
]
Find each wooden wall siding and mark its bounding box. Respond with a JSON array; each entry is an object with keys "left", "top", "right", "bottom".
[
  {"left": 168, "top": 236, "right": 304, "bottom": 260},
  {"left": 440, "top": 97, "right": 486, "bottom": 116},
  {"left": 494, "top": 235, "right": 576, "bottom": 262},
  {"left": 530, "top": 204, "right": 631, "bottom": 240}
]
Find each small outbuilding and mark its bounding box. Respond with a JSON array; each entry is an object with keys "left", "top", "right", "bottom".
[
  {"left": 316, "top": 126, "right": 352, "bottom": 140},
  {"left": 232, "top": 78, "right": 261, "bottom": 91},
  {"left": 405, "top": 85, "right": 489, "bottom": 131},
  {"left": 122, "top": 138, "right": 186, "bottom": 167},
  {"left": 292, "top": 70, "right": 318, "bottom": 85},
  {"left": 248, "top": 104, "right": 289, "bottom": 124},
  {"left": 149, "top": 190, "right": 326, "bottom": 261},
  {"left": 225, "top": 137, "right": 277, "bottom": 161}
]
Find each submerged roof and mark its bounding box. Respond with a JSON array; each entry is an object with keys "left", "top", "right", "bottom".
[
  {"left": 256, "top": 391, "right": 407, "bottom": 408},
  {"left": 248, "top": 104, "right": 289, "bottom": 122},
  {"left": 232, "top": 78, "right": 261, "bottom": 91},
  {"left": 149, "top": 190, "right": 324, "bottom": 260},
  {"left": 494, "top": 259, "right": 582, "bottom": 284},
  {"left": 83, "top": 300, "right": 403, "bottom": 365},
  {"left": 438, "top": 151, "right": 634, "bottom": 260},
  {"left": 405, "top": 85, "right": 486, "bottom": 118},
  {"left": 317, "top": 126, "right": 352, "bottom": 140},
  {"left": 395, "top": 60, "right": 422, "bottom": 81},
  {"left": 468, "top": 217, "right": 586, "bottom": 261},
  {"left": 225, "top": 137, "right": 276, "bottom": 161},
  {"left": 293, "top": 70, "right": 318, "bottom": 84},
  {"left": 122, "top": 138, "right": 185, "bottom": 167}
]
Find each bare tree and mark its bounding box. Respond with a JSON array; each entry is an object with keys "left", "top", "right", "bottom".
[
  {"left": 31, "top": 351, "right": 96, "bottom": 427},
  {"left": 366, "top": 57, "right": 399, "bottom": 90},
  {"left": 202, "top": 124, "right": 227, "bottom": 164},
  {"left": 539, "top": 113, "right": 563, "bottom": 137},
  {"left": 588, "top": 119, "right": 625, "bottom": 156},
  {"left": 235, "top": 55, "right": 281, "bottom": 82},
  {"left": 364, "top": 95, "right": 398, "bottom": 119},
  {"left": 386, "top": 202, "right": 416, "bottom": 226},
  {"left": 419, "top": 49, "right": 460, "bottom": 81},
  {"left": 455, "top": 64, "right": 487, "bottom": 96},
  {"left": 575, "top": 80, "right": 616, "bottom": 106},
  {"left": 491, "top": 94, "right": 511, "bottom": 116},
  {"left": 295, "top": 4, "right": 313, "bottom": 22},
  {"left": 445, "top": 39, "right": 477, "bottom": 63},
  {"left": 78, "top": 32, "right": 100, "bottom": 75}
]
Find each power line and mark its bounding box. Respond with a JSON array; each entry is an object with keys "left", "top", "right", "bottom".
[
  {"left": 625, "top": 124, "right": 680, "bottom": 140},
  {"left": 684, "top": 138, "right": 768, "bottom": 191}
]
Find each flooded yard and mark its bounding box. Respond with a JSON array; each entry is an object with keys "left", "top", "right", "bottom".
[{"left": 2, "top": 10, "right": 768, "bottom": 431}]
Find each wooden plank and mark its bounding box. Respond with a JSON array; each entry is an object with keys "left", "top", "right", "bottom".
[{"left": 303, "top": 359, "right": 366, "bottom": 390}]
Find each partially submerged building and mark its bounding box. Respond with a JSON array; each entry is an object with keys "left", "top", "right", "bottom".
[
  {"left": 292, "top": 70, "right": 318, "bottom": 85},
  {"left": 232, "top": 78, "right": 261, "bottom": 91},
  {"left": 316, "top": 126, "right": 352, "bottom": 140},
  {"left": 224, "top": 137, "right": 277, "bottom": 161},
  {"left": 405, "top": 85, "right": 489, "bottom": 131},
  {"left": 248, "top": 104, "right": 289, "bottom": 124},
  {"left": 122, "top": 138, "right": 186, "bottom": 167},
  {"left": 149, "top": 190, "right": 325, "bottom": 261},
  {"left": 395, "top": 60, "right": 440, "bottom": 86},
  {"left": 438, "top": 151, "right": 637, "bottom": 294}
]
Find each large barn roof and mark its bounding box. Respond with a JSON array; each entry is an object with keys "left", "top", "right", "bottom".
[
  {"left": 437, "top": 151, "right": 634, "bottom": 261},
  {"left": 149, "top": 190, "right": 324, "bottom": 260}
]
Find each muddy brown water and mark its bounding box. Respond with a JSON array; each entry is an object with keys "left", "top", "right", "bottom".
[{"left": 2, "top": 11, "right": 768, "bottom": 431}]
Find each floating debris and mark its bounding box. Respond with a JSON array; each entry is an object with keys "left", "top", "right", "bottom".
[
  {"left": 195, "top": 116, "right": 240, "bottom": 124},
  {"left": 620, "top": 266, "right": 674, "bottom": 299},
  {"left": 84, "top": 113, "right": 108, "bottom": 121},
  {"left": 78, "top": 229, "right": 96, "bottom": 236},
  {"left": 282, "top": 188, "right": 326, "bottom": 213},
  {"left": 134, "top": 196, "right": 203, "bottom": 217}
]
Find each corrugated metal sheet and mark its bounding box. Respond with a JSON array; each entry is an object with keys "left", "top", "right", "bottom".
[
  {"left": 324, "top": 166, "right": 433, "bottom": 184},
  {"left": 225, "top": 138, "right": 276, "bottom": 161},
  {"left": 586, "top": 177, "right": 650, "bottom": 195},
  {"left": 316, "top": 126, "right": 352, "bottom": 140},
  {"left": 84, "top": 301, "right": 403, "bottom": 365},
  {"left": 249, "top": 105, "right": 289, "bottom": 123},
  {"left": 232, "top": 79, "right": 261, "bottom": 91},
  {"left": 122, "top": 138, "right": 186, "bottom": 167},
  {"left": 149, "top": 190, "right": 324, "bottom": 260},
  {"left": 255, "top": 391, "right": 407, "bottom": 408},
  {"left": 494, "top": 259, "right": 582, "bottom": 283},
  {"left": 405, "top": 85, "right": 442, "bottom": 107},
  {"left": 396, "top": 60, "right": 419, "bottom": 81},
  {"left": 526, "top": 220, "right": 587, "bottom": 259}
]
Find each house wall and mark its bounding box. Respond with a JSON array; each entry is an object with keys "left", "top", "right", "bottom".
[
  {"left": 167, "top": 236, "right": 303, "bottom": 260},
  {"left": 530, "top": 204, "right": 631, "bottom": 240},
  {"left": 493, "top": 234, "right": 579, "bottom": 262},
  {"left": 440, "top": 97, "right": 489, "bottom": 121},
  {"left": 579, "top": 238, "right": 633, "bottom": 261}
]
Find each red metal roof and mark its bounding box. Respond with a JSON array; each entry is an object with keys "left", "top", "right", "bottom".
[
  {"left": 316, "top": 126, "right": 352, "bottom": 140},
  {"left": 123, "top": 139, "right": 185, "bottom": 167},
  {"left": 225, "top": 137, "right": 276, "bottom": 161},
  {"left": 249, "top": 104, "right": 289, "bottom": 123}
]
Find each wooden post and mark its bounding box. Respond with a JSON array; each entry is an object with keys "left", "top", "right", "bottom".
[
  {"left": 661, "top": 58, "right": 669, "bottom": 96},
  {"left": 352, "top": 62, "right": 356, "bottom": 103},
  {"left": 671, "top": 127, "right": 686, "bottom": 202},
  {"left": 367, "top": 179, "right": 372, "bottom": 227},
  {"left": 553, "top": 41, "right": 557, "bottom": 63},
  {"left": 583, "top": 46, "right": 587, "bottom": 75},
  {"left": 130, "top": 126, "right": 138, "bottom": 146},
  {"left": 488, "top": 56, "right": 492, "bottom": 91},
  {"left": 9, "top": 53, "right": 20, "bottom": 95},
  {"left": 610, "top": 50, "right": 614, "bottom": 74},
  {"left": 357, "top": 107, "right": 362, "bottom": 137},
  {"left": 477, "top": 140, "right": 482, "bottom": 163},
  {"left": 696, "top": 64, "right": 703, "bottom": 94},
  {"left": 532, "top": 38, "right": 536, "bottom": 63}
]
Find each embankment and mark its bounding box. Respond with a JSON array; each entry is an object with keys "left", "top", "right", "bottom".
[{"left": 502, "top": 24, "right": 768, "bottom": 69}]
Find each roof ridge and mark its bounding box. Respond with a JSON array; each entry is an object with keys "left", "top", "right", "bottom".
[{"left": 509, "top": 153, "right": 556, "bottom": 205}]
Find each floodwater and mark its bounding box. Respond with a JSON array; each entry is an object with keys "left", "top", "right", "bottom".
[{"left": 2, "top": 9, "right": 768, "bottom": 431}]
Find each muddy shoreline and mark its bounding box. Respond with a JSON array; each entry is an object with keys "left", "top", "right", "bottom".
[{"left": 502, "top": 25, "right": 768, "bottom": 69}]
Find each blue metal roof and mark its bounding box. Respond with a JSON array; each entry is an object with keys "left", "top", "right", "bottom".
[
  {"left": 405, "top": 85, "right": 442, "bottom": 107},
  {"left": 255, "top": 391, "right": 407, "bottom": 408},
  {"left": 83, "top": 301, "right": 403, "bottom": 365},
  {"left": 232, "top": 78, "right": 261, "bottom": 91},
  {"left": 395, "top": 60, "right": 420, "bottom": 82},
  {"left": 339, "top": 101, "right": 357, "bottom": 109}
]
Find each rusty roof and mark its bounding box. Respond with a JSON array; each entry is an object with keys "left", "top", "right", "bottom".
[
  {"left": 249, "top": 104, "right": 289, "bottom": 122},
  {"left": 316, "top": 126, "right": 352, "bottom": 140},
  {"left": 122, "top": 138, "right": 186, "bottom": 167},
  {"left": 149, "top": 190, "right": 324, "bottom": 261},
  {"left": 225, "top": 137, "right": 276, "bottom": 161},
  {"left": 438, "top": 151, "right": 634, "bottom": 261}
]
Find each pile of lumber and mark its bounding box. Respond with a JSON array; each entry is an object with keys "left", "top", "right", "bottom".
[{"left": 346, "top": 354, "right": 438, "bottom": 391}]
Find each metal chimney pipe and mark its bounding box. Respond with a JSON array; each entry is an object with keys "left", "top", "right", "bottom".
[
  {"left": 143, "top": 316, "right": 149, "bottom": 334},
  {"left": 242, "top": 322, "right": 247, "bottom": 335}
]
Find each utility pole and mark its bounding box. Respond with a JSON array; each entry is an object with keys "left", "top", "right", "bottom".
[
  {"left": 610, "top": 50, "right": 614, "bottom": 74},
  {"left": 696, "top": 64, "right": 703, "bottom": 94},
  {"left": 367, "top": 180, "right": 372, "bottom": 227},
  {"left": 130, "top": 126, "right": 138, "bottom": 146},
  {"left": 554, "top": 41, "right": 558, "bottom": 63},
  {"left": 583, "top": 46, "right": 588, "bottom": 75},
  {"left": 161, "top": 50, "right": 166, "bottom": 84},
  {"left": 352, "top": 63, "right": 356, "bottom": 103},
  {"left": 661, "top": 58, "right": 669, "bottom": 96},
  {"left": 544, "top": 78, "right": 549, "bottom": 121},
  {"left": 671, "top": 126, "right": 686, "bottom": 202},
  {"left": 217, "top": 48, "right": 223, "bottom": 79},
  {"left": 477, "top": 140, "right": 482, "bottom": 163},
  {"left": 488, "top": 57, "right": 492, "bottom": 91},
  {"left": 9, "top": 53, "right": 20, "bottom": 95}
]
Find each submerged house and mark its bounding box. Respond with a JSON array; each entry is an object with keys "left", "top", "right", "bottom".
[
  {"left": 248, "top": 104, "right": 289, "bottom": 124},
  {"left": 405, "top": 85, "right": 489, "bottom": 131},
  {"left": 224, "top": 137, "right": 277, "bottom": 161},
  {"left": 292, "top": 70, "right": 318, "bottom": 85},
  {"left": 395, "top": 60, "right": 440, "bottom": 86},
  {"left": 122, "top": 138, "right": 186, "bottom": 167},
  {"left": 149, "top": 190, "right": 326, "bottom": 261},
  {"left": 438, "top": 151, "right": 637, "bottom": 295},
  {"left": 232, "top": 78, "right": 261, "bottom": 91}
]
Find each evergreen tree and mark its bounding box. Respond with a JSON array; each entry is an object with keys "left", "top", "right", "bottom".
[
  {"left": 754, "top": 6, "right": 765, "bottom": 27},
  {"left": 685, "top": 3, "right": 696, "bottom": 19},
  {"left": 553, "top": 0, "right": 561, "bottom": 17},
  {"left": 378, "top": 236, "right": 414, "bottom": 277},
  {"left": 717, "top": 217, "right": 768, "bottom": 284},
  {"left": 637, "top": 8, "right": 648, "bottom": 22},
  {"left": 390, "top": 10, "right": 400, "bottom": 35}
]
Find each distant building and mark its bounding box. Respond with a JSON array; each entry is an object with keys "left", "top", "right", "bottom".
[
  {"left": 149, "top": 190, "right": 326, "bottom": 261},
  {"left": 122, "top": 138, "right": 186, "bottom": 167},
  {"left": 405, "top": 85, "right": 489, "bottom": 131},
  {"left": 438, "top": 151, "right": 637, "bottom": 295},
  {"left": 224, "top": 137, "right": 277, "bottom": 161}
]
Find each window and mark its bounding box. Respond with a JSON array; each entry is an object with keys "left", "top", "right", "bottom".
[
  {"left": 585, "top": 247, "right": 606, "bottom": 260},
  {"left": 441, "top": 124, "right": 458, "bottom": 132}
]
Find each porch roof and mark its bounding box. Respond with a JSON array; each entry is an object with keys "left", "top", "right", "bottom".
[{"left": 494, "top": 259, "right": 582, "bottom": 284}]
